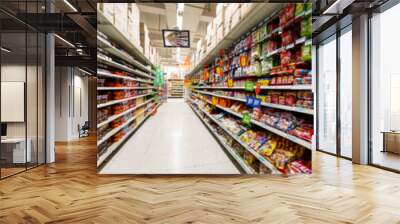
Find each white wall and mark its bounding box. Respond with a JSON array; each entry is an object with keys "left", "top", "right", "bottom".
[{"left": 54, "top": 67, "right": 89, "bottom": 141}]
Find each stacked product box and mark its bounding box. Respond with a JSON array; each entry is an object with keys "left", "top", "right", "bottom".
[
  {"left": 215, "top": 3, "right": 226, "bottom": 43},
  {"left": 127, "top": 3, "right": 141, "bottom": 51},
  {"left": 114, "top": 3, "right": 128, "bottom": 35},
  {"left": 140, "top": 22, "right": 150, "bottom": 59}
]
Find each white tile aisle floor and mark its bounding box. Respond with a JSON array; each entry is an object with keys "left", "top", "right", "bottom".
[{"left": 101, "top": 99, "right": 240, "bottom": 174}]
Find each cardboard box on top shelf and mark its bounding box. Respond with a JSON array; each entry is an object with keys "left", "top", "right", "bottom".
[
  {"left": 140, "top": 22, "right": 150, "bottom": 58},
  {"left": 231, "top": 7, "right": 242, "bottom": 28},
  {"left": 101, "top": 3, "right": 115, "bottom": 24},
  {"left": 215, "top": 3, "right": 226, "bottom": 28},
  {"left": 241, "top": 3, "right": 253, "bottom": 17},
  {"left": 127, "top": 3, "right": 141, "bottom": 50},
  {"left": 114, "top": 3, "right": 128, "bottom": 34},
  {"left": 216, "top": 25, "right": 224, "bottom": 43}
]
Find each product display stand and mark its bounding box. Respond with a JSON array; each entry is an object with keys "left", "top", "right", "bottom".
[
  {"left": 186, "top": 3, "right": 313, "bottom": 175},
  {"left": 97, "top": 10, "right": 161, "bottom": 169}
]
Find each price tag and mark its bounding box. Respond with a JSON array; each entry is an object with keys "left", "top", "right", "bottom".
[
  {"left": 227, "top": 79, "right": 234, "bottom": 88},
  {"left": 211, "top": 96, "right": 218, "bottom": 106},
  {"left": 242, "top": 113, "right": 251, "bottom": 125},
  {"left": 245, "top": 81, "right": 255, "bottom": 91}
]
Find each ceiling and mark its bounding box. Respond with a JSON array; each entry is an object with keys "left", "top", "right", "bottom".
[{"left": 137, "top": 3, "right": 216, "bottom": 66}]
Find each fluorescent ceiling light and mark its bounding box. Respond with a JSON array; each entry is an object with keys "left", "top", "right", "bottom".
[
  {"left": 177, "top": 15, "right": 183, "bottom": 30},
  {"left": 176, "top": 3, "right": 184, "bottom": 30},
  {"left": 177, "top": 3, "right": 185, "bottom": 12},
  {"left": 1, "top": 47, "right": 11, "bottom": 53},
  {"left": 63, "top": 0, "right": 78, "bottom": 12},
  {"left": 54, "top": 34, "right": 75, "bottom": 48}
]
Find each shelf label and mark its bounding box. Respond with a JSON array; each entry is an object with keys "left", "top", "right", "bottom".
[
  {"left": 244, "top": 81, "right": 255, "bottom": 91},
  {"left": 242, "top": 112, "right": 251, "bottom": 125}
]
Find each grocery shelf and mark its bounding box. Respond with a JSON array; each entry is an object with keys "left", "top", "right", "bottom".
[
  {"left": 190, "top": 99, "right": 281, "bottom": 174},
  {"left": 97, "top": 35, "right": 152, "bottom": 74},
  {"left": 97, "top": 92, "right": 155, "bottom": 109},
  {"left": 97, "top": 70, "right": 153, "bottom": 84},
  {"left": 194, "top": 85, "right": 312, "bottom": 91},
  {"left": 97, "top": 103, "right": 160, "bottom": 167},
  {"left": 189, "top": 3, "right": 283, "bottom": 75},
  {"left": 194, "top": 90, "right": 246, "bottom": 102},
  {"left": 98, "top": 56, "right": 155, "bottom": 80},
  {"left": 97, "top": 98, "right": 154, "bottom": 129},
  {"left": 193, "top": 90, "right": 313, "bottom": 115},
  {"left": 97, "top": 104, "right": 153, "bottom": 147},
  {"left": 97, "top": 86, "right": 155, "bottom": 91},
  {"left": 188, "top": 102, "right": 256, "bottom": 174},
  {"left": 261, "top": 102, "right": 313, "bottom": 115},
  {"left": 98, "top": 10, "right": 155, "bottom": 69},
  {"left": 193, "top": 94, "right": 312, "bottom": 150},
  {"left": 260, "top": 85, "right": 312, "bottom": 90}
]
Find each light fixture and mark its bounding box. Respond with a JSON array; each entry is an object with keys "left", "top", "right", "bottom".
[
  {"left": 63, "top": 0, "right": 78, "bottom": 12},
  {"left": 176, "top": 3, "right": 184, "bottom": 30},
  {"left": 78, "top": 68, "right": 92, "bottom": 76},
  {"left": 177, "top": 15, "right": 183, "bottom": 30},
  {"left": 177, "top": 3, "right": 184, "bottom": 12},
  {"left": 54, "top": 34, "right": 75, "bottom": 48},
  {"left": 1, "top": 47, "right": 11, "bottom": 53}
]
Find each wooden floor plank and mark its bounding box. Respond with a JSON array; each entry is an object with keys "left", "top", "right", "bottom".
[{"left": 0, "top": 136, "right": 400, "bottom": 223}]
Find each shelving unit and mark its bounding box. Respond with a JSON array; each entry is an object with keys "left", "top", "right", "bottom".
[
  {"left": 168, "top": 79, "right": 184, "bottom": 98},
  {"left": 186, "top": 3, "right": 313, "bottom": 175},
  {"left": 97, "top": 11, "right": 161, "bottom": 169},
  {"left": 189, "top": 102, "right": 257, "bottom": 174}
]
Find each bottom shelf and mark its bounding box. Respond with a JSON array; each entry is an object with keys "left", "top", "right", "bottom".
[
  {"left": 97, "top": 103, "right": 161, "bottom": 168},
  {"left": 189, "top": 102, "right": 256, "bottom": 174}
]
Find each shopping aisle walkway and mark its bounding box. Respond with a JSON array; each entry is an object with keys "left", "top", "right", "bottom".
[{"left": 101, "top": 99, "right": 240, "bottom": 174}]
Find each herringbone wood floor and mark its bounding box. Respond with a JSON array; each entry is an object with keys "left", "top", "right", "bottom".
[{"left": 1, "top": 136, "right": 400, "bottom": 224}]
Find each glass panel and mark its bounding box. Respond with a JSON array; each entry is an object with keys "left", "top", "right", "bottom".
[
  {"left": 339, "top": 28, "right": 352, "bottom": 158},
  {"left": 1, "top": 31, "right": 28, "bottom": 177},
  {"left": 371, "top": 3, "right": 400, "bottom": 171},
  {"left": 38, "top": 32, "right": 45, "bottom": 165},
  {"left": 318, "top": 36, "right": 337, "bottom": 154},
  {"left": 27, "top": 31, "right": 38, "bottom": 169}
]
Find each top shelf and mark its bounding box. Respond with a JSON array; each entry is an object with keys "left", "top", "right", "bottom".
[
  {"left": 189, "top": 3, "right": 283, "bottom": 75},
  {"left": 98, "top": 10, "right": 155, "bottom": 70}
]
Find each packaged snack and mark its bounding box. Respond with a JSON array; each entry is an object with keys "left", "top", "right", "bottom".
[
  {"left": 276, "top": 113, "right": 296, "bottom": 131},
  {"left": 295, "top": 3, "right": 305, "bottom": 17},
  {"left": 252, "top": 107, "right": 263, "bottom": 121},
  {"left": 259, "top": 138, "right": 278, "bottom": 156},
  {"left": 301, "top": 15, "right": 312, "bottom": 38},
  {"left": 244, "top": 151, "right": 256, "bottom": 165},
  {"left": 301, "top": 44, "right": 312, "bottom": 62}
]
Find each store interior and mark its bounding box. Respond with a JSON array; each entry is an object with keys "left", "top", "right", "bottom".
[{"left": 95, "top": 2, "right": 400, "bottom": 175}]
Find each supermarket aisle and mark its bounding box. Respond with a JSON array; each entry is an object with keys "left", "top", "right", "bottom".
[{"left": 101, "top": 99, "right": 240, "bottom": 174}]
